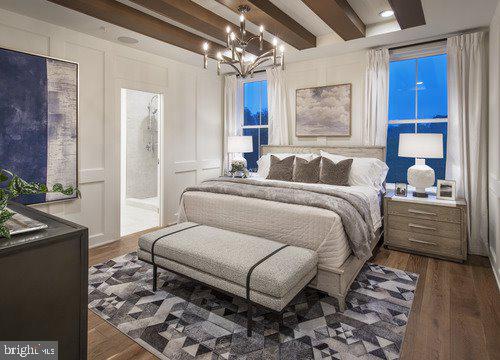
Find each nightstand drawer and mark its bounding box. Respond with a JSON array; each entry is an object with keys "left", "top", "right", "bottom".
[
  {"left": 388, "top": 215, "right": 461, "bottom": 238},
  {"left": 388, "top": 201, "right": 461, "bottom": 223},
  {"left": 386, "top": 229, "right": 462, "bottom": 257}
]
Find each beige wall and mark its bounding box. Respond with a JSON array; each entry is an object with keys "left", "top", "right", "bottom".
[
  {"left": 489, "top": 0, "right": 500, "bottom": 287},
  {"left": 0, "top": 8, "right": 222, "bottom": 247},
  {"left": 284, "top": 51, "right": 368, "bottom": 146}
]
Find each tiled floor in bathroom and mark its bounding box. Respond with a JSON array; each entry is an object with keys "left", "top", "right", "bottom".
[{"left": 121, "top": 204, "right": 159, "bottom": 236}]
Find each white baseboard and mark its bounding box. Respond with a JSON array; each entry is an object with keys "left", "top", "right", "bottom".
[
  {"left": 89, "top": 234, "right": 119, "bottom": 249},
  {"left": 489, "top": 245, "right": 500, "bottom": 290}
]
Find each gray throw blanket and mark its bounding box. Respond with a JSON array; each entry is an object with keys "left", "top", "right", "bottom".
[{"left": 183, "top": 178, "right": 375, "bottom": 259}]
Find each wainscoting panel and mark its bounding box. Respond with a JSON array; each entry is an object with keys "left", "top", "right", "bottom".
[
  {"left": 0, "top": 21, "right": 49, "bottom": 55},
  {"left": 65, "top": 42, "right": 106, "bottom": 171},
  {"left": 285, "top": 51, "right": 367, "bottom": 147}
]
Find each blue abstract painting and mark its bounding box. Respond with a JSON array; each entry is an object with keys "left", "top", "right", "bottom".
[{"left": 0, "top": 47, "right": 78, "bottom": 204}]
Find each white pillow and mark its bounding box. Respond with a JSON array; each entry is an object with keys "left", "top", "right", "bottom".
[
  {"left": 257, "top": 153, "right": 314, "bottom": 179},
  {"left": 320, "top": 150, "right": 388, "bottom": 191}
]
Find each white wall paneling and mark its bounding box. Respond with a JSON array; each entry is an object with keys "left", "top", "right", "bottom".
[
  {"left": 285, "top": 51, "right": 368, "bottom": 146},
  {"left": 489, "top": 1, "right": 500, "bottom": 288},
  {"left": 0, "top": 8, "right": 222, "bottom": 247}
]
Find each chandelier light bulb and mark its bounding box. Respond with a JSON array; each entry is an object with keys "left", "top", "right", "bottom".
[{"left": 202, "top": 9, "right": 284, "bottom": 77}]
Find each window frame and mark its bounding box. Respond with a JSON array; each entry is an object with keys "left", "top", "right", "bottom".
[
  {"left": 238, "top": 73, "right": 268, "bottom": 167},
  {"left": 387, "top": 44, "right": 448, "bottom": 184}
]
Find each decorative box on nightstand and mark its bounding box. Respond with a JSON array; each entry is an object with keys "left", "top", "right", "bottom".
[{"left": 383, "top": 190, "right": 468, "bottom": 262}]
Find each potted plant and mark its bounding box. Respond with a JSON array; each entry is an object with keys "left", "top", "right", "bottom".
[
  {"left": 229, "top": 160, "right": 249, "bottom": 178},
  {"left": 0, "top": 169, "right": 80, "bottom": 238}
]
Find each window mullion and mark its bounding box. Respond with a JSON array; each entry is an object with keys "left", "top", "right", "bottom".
[{"left": 415, "top": 59, "right": 418, "bottom": 133}]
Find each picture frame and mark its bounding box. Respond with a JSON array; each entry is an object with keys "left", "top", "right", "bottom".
[
  {"left": 395, "top": 182, "right": 407, "bottom": 197},
  {"left": 436, "top": 180, "right": 456, "bottom": 200},
  {"left": 295, "top": 83, "right": 352, "bottom": 137},
  {"left": 0, "top": 45, "right": 79, "bottom": 205}
]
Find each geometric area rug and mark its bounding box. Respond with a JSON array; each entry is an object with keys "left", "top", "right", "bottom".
[{"left": 89, "top": 252, "right": 418, "bottom": 360}]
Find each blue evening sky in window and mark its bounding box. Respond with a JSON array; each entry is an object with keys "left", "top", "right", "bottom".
[
  {"left": 243, "top": 80, "right": 268, "bottom": 170},
  {"left": 386, "top": 54, "right": 448, "bottom": 184}
]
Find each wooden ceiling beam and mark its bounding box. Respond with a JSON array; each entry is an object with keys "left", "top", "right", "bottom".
[
  {"left": 47, "top": 0, "right": 226, "bottom": 59},
  {"left": 128, "top": 0, "right": 274, "bottom": 55},
  {"left": 215, "top": 0, "right": 316, "bottom": 50},
  {"left": 301, "top": 0, "right": 365, "bottom": 40},
  {"left": 388, "top": 0, "right": 426, "bottom": 29}
]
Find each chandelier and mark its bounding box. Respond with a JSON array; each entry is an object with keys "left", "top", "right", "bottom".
[{"left": 202, "top": 5, "right": 284, "bottom": 78}]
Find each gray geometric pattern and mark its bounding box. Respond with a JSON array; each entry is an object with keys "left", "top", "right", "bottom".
[{"left": 89, "top": 252, "right": 418, "bottom": 360}]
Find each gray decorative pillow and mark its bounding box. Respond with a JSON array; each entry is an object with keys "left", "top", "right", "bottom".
[
  {"left": 319, "top": 157, "right": 353, "bottom": 186},
  {"left": 292, "top": 156, "right": 321, "bottom": 183},
  {"left": 267, "top": 155, "right": 295, "bottom": 181}
]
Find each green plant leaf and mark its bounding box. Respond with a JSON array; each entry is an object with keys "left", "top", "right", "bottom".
[
  {"left": 0, "top": 170, "right": 8, "bottom": 183},
  {"left": 0, "top": 209, "right": 14, "bottom": 223},
  {"left": 0, "top": 225, "right": 10, "bottom": 239},
  {"left": 0, "top": 168, "right": 81, "bottom": 234}
]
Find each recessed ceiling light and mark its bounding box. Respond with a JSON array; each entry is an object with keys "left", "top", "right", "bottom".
[
  {"left": 379, "top": 10, "right": 394, "bottom": 18},
  {"left": 117, "top": 36, "right": 139, "bottom": 44}
]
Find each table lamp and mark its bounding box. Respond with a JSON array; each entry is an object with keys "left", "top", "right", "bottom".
[
  {"left": 228, "top": 135, "right": 253, "bottom": 169},
  {"left": 398, "top": 133, "right": 443, "bottom": 197}
]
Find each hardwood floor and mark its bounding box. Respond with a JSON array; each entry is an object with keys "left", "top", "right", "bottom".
[{"left": 88, "top": 232, "right": 500, "bottom": 360}]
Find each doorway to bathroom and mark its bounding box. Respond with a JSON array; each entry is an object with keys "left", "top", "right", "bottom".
[{"left": 120, "top": 88, "right": 162, "bottom": 236}]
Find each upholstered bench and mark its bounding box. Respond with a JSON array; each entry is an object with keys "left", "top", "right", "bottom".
[{"left": 137, "top": 222, "right": 318, "bottom": 336}]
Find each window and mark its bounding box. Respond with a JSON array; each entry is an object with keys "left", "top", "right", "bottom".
[
  {"left": 386, "top": 45, "right": 448, "bottom": 184},
  {"left": 242, "top": 79, "right": 268, "bottom": 171}
]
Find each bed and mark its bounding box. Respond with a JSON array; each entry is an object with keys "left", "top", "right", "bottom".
[{"left": 178, "top": 145, "right": 386, "bottom": 310}]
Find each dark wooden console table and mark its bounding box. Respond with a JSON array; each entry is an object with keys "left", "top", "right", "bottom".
[{"left": 0, "top": 202, "right": 88, "bottom": 360}]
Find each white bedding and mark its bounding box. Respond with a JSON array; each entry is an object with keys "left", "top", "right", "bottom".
[{"left": 178, "top": 177, "right": 382, "bottom": 269}]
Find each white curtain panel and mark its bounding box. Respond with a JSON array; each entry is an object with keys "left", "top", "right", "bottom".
[
  {"left": 223, "top": 75, "right": 240, "bottom": 171},
  {"left": 364, "top": 48, "right": 390, "bottom": 146},
  {"left": 447, "top": 31, "right": 488, "bottom": 255},
  {"left": 266, "top": 67, "right": 290, "bottom": 145}
]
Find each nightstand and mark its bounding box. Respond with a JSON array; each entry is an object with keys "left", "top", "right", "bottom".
[{"left": 383, "top": 190, "right": 468, "bottom": 262}]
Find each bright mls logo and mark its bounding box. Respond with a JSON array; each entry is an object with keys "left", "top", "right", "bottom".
[{"left": 0, "top": 342, "right": 57, "bottom": 360}]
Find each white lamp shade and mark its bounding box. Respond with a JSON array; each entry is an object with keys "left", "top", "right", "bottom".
[
  {"left": 228, "top": 136, "right": 253, "bottom": 153},
  {"left": 398, "top": 133, "right": 443, "bottom": 159}
]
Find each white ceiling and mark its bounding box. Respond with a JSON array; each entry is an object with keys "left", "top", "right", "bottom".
[
  {"left": 0, "top": 0, "right": 498, "bottom": 66},
  {"left": 349, "top": 0, "right": 393, "bottom": 25}
]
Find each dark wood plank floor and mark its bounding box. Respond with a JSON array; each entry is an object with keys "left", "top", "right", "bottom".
[{"left": 88, "top": 231, "right": 500, "bottom": 360}]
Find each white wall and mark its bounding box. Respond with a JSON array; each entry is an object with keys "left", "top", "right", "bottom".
[
  {"left": 284, "top": 51, "right": 368, "bottom": 146},
  {"left": 0, "top": 9, "right": 222, "bottom": 247},
  {"left": 489, "top": 0, "right": 500, "bottom": 287}
]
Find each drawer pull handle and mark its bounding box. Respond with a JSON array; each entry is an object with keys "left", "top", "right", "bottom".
[
  {"left": 408, "top": 209, "right": 437, "bottom": 216},
  {"left": 409, "top": 238, "right": 437, "bottom": 246},
  {"left": 408, "top": 223, "right": 437, "bottom": 231}
]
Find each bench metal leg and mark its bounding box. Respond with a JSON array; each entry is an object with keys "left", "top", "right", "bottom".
[
  {"left": 247, "top": 302, "right": 253, "bottom": 337},
  {"left": 153, "top": 264, "right": 158, "bottom": 292}
]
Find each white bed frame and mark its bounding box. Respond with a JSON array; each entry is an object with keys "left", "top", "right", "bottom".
[{"left": 261, "top": 145, "right": 386, "bottom": 310}]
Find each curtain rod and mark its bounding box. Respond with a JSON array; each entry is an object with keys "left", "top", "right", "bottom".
[
  {"left": 389, "top": 38, "right": 446, "bottom": 51},
  {"left": 384, "top": 26, "right": 488, "bottom": 52}
]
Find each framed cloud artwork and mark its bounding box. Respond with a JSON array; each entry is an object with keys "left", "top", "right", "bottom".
[
  {"left": 0, "top": 47, "right": 78, "bottom": 204},
  {"left": 295, "top": 83, "right": 352, "bottom": 137}
]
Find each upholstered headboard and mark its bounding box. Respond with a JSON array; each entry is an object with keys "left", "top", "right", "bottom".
[{"left": 261, "top": 145, "right": 386, "bottom": 162}]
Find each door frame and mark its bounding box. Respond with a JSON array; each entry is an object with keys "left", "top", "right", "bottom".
[{"left": 115, "top": 79, "right": 166, "bottom": 236}]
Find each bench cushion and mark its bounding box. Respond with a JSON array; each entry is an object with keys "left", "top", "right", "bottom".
[{"left": 138, "top": 223, "right": 318, "bottom": 299}]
